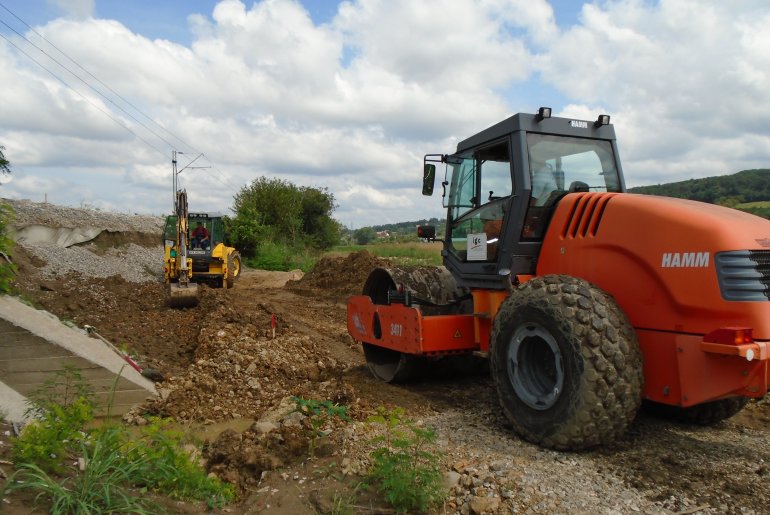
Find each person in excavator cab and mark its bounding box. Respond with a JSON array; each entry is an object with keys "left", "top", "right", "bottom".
[{"left": 191, "top": 222, "right": 210, "bottom": 249}]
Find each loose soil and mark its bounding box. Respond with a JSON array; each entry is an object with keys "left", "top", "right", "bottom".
[{"left": 2, "top": 210, "right": 769, "bottom": 514}]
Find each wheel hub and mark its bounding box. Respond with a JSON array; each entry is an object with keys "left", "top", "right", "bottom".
[{"left": 507, "top": 323, "right": 564, "bottom": 410}]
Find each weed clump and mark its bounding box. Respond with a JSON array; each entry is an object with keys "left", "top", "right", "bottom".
[
  {"left": 3, "top": 367, "right": 235, "bottom": 512},
  {"left": 366, "top": 406, "right": 446, "bottom": 514}
]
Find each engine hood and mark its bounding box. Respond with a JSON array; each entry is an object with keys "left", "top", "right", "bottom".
[{"left": 538, "top": 192, "right": 770, "bottom": 337}]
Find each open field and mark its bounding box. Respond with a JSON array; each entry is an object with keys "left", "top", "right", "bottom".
[{"left": 330, "top": 241, "right": 444, "bottom": 266}]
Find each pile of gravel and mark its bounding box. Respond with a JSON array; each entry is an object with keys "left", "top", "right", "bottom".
[
  {"left": 4, "top": 198, "right": 164, "bottom": 233},
  {"left": 32, "top": 243, "right": 163, "bottom": 283},
  {"left": 4, "top": 198, "right": 164, "bottom": 283}
]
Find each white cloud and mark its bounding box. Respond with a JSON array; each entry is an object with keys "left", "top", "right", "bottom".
[
  {"left": 538, "top": 0, "right": 770, "bottom": 186},
  {"left": 1, "top": 0, "right": 769, "bottom": 225}
]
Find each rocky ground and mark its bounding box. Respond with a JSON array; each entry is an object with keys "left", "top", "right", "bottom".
[{"left": 1, "top": 198, "right": 769, "bottom": 514}]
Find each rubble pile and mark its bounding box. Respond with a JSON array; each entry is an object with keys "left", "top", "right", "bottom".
[{"left": 286, "top": 250, "right": 391, "bottom": 298}]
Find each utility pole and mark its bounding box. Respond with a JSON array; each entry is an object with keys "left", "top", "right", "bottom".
[{"left": 172, "top": 150, "right": 210, "bottom": 213}]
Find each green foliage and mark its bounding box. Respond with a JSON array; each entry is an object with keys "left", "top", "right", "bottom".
[
  {"left": 629, "top": 169, "right": 770, "bottom": 206},
  {"left": 291, "top": 396, "right": 351, "bottom": 458},
  {"left": 230, "top": 177, "right": 340, "bottom": 260},
  {"left": 353, "top": 227, "right": 377, "bottom": 245},
  {"left": 6, "top": 369, "right": 235, "bottom": 511},
  {"left": 6, "top": 429, "right": 151, "bottom": 514},
  {"left": 0, "top": 201, "right": 17, "bottom": 293},
  {"left": 0, "top": 145, "right": 11, "bottom": 177},
  {"left": 126, "top": 417, "right": 236, "bottom": 507},
  {"left": 12, "top": 368, "right": 95, "bottom": 474},
  {"left": 245, "top": 240, "right": 316, "bottom": 272},
  {"left": 366, "top": 407, "right": 445, "bottom": 514}
]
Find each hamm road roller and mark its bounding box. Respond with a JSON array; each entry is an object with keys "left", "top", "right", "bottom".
[{"left": 347, "top": 107, "right": 770, "bottom": 450}]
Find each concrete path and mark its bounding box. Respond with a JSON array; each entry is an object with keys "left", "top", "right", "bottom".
[{"left": 0, "top": 295, "right": 157, "bottom": 423}]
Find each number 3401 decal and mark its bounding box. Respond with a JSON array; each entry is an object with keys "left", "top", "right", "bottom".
[{"left": 390, "top": 323, "right": 404, "bottom": 337}]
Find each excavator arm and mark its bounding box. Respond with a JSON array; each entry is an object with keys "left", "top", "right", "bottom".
[{"left": 167, "top": 190, "right": 199, "bottom": 307}]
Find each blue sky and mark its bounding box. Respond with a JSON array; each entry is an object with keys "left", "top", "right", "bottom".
[
  {"left": 0, "top": 1, "right": 584, "bottom": 43},
  {"left": 1, "top": 1, "right": 769, "bottom": 226}
]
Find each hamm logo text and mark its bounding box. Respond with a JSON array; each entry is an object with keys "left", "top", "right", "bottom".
[{"left": 661, "top": 252, "right": 710, "bottom": 268}]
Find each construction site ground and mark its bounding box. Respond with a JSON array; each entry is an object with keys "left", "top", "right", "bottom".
[{"left": 1, "top": 200, "right": 769, "bottom": 514}]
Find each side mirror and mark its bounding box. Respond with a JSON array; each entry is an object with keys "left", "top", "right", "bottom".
[
  {"left": 417, "top": 225, "right": 436, "bottom": 240},
  {"left": 422, "top": 164, "right": 436, "bottom": 196}
]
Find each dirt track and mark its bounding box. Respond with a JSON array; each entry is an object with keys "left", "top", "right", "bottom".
[{"left": 4, "top": 205, "right": 770, "bottom": 514}]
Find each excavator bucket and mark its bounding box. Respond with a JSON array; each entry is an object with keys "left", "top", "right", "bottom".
[{"left": 168, "top": 282, "right": 199, "bottom": 308}]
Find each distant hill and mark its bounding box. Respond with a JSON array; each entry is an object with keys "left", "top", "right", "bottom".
[
  {"left": 355, "top": 169, "right": 770, "bottom": 236},
  {"left": 629, "top": 169, "right": 770, "bottom": 218},
  {"left": 628, "top": 169, "right": 770, "bottom": 204}
]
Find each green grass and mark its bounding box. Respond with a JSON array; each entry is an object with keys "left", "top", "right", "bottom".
[
  {"left": 331, "top": 242, "right": 443, "bottom": 266},
  {"left": 4, "top": 368, "right": 235, "bottom": 513},
  {"left": 245, "top": 240, "right": 317, "bottom": 272},
  {"left": 734, "top": 201, "right": 770, "bottom": 219},
  {"left": 248, "top": 241, "right": 444, "bottom": 272},
  {"left": 736, "top": 201, "right": 770, "bottom": 209}
]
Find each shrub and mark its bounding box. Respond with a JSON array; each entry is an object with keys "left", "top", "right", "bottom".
[
  {"left": 126, "top": 417, "right": 235, "bottom": 507},
  {"left": 5, "top": 369, "right": 235, "bottom": 511},
  {"left": 0, "top": 201, "right": 17, "bottom": 293},
  {"left": 291, "top": 396, "right": 351, "bottom": 457},
  {"left": 366, "top": 407, "right": 445, "bottom": 513},
  {"left": 247, "top": 240, "right": 316, "bottom": 272},
  {"left": 12, "top": 367, "right": 94, "bottom": 474}
]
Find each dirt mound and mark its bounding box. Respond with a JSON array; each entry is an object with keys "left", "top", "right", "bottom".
[
  {"left": 138, "top": 296, "right": 357, "bottom": 423},
  {"left": 286, "top": 250, "right": 390, "bottom": 298}
]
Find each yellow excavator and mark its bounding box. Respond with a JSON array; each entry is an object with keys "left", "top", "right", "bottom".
[{"left": 163, "top": 189, "right": 241, "bottom": 307}]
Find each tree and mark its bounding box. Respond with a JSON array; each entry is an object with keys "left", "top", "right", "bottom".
[
  {"left": 0, "top": 146, "right": 10, "bottom": 179},
  {"left": 354, "top": 227, "right": 377, "bottom": 245},
  {"left": 0, "top": 147, "right": 15, "bottom": 292},
  {"left": 230, "top": 177, "right": 340, "bottom": 257}
]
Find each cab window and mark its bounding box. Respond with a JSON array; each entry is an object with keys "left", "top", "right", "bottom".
[
  {"left": 523, "top": 133, "right": 621, "bottom": 239},
  {"left": 446, "top": 140, "right": 513, "bottom": 261}
]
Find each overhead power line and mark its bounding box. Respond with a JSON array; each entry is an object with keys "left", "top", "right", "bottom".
[
  {"left": 0, "top": 2, "right": 243, "bottom": 196},
  {"left": 0, "top": 29, "right": 169, "bottom": 158},
  {"left": 0, "top": 2, "right": 197, "bottom": 154}
]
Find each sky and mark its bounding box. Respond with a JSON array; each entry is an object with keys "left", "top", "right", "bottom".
[{"left": 1, "top": 0, "right": 769, "bottom": 228}]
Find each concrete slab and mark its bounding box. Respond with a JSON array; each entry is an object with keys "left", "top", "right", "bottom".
[{"left": 0, "top": 295, "right": 157, "bottom": 423}]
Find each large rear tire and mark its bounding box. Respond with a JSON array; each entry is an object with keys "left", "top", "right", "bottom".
[
  {"left": 490, "top": 275, "right": 643, "bottom": 450},
  {"left": 226, "top": 252, "right": 241, "bottom": 288},
  {"left": 645, "top": 397, "right": 748, "bottom": 425},
  {"left": 231, "top": 252, "right": 242, "bottom": 278}
]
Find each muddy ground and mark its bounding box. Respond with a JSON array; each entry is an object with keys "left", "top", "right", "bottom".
[{"left": 2, "top": 228, "right": 770, "bottom": 514}]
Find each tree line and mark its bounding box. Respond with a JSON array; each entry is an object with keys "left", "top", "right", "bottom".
[{"left": 629, "top": 169, "right": 770, "bottom": 208}]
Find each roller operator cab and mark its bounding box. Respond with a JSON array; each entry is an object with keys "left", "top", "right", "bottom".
[{"left": 347, "top": 108, "right": 770, "bottom": 450}]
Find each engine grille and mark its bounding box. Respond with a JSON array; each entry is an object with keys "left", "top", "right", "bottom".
[{"left": 715, "top": 250, "right": 770, "bottom": 301}]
